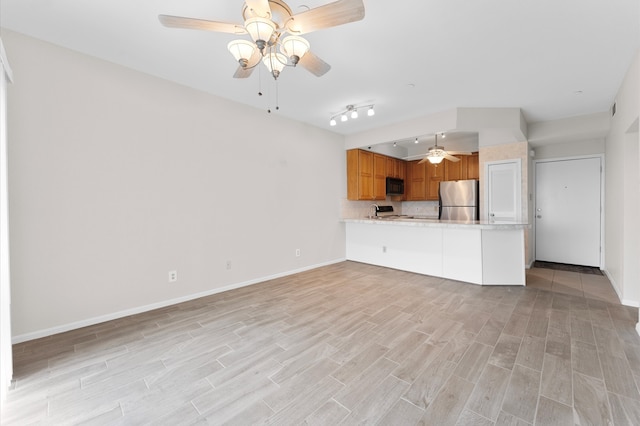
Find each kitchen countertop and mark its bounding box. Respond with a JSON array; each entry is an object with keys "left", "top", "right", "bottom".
[{"left": 342, "top": 216, "right": 531, "bottom": 230}]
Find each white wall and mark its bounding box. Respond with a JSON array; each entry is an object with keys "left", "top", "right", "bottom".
[
  {"left": 605, "top": 49, "right": 640, "bottom": 306},
  {"left": 3, "top": 30, "right": 346, "bottom": 341},
  {"left": 532, "top": 138, "right": 605, "bottom": 160},
  {"left": 0, "top": 36, "right": 14, "bottom": 407}
]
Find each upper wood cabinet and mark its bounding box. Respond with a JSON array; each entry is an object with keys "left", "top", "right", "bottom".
[
  {"left": 386, "top": 157, "right": 406, "bottom": 179},
  {"left": 466, "top": 153, "right": 479, "bottom": 180},
  {"left": 444, "top": 153, "right": 480, "bottom": 181},
  {"left": 347, "top": 149, "right": 476, "bottom": 201},
  {"left": 426, "top": 162, "right": 445, "bottom": 200},
  {"left": 406, "top": 160, "right": 426, "bottom": 201},
  {"left": 373, "top": 153, "right": 387, "bottom": 200},
  {"left": 347, "top": 149, "right": 387, "bottom": 201}
]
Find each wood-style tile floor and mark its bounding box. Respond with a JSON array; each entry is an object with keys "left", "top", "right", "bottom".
[{"left": 3, "top": 261, "right": 640, "bottom": 425}]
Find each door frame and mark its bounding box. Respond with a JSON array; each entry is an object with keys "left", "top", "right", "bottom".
[
  {"left": 533, "top": 154, "right": 605, "bottom": 268},
  {"left": 483, "top": 158, "right": 522, "bottom": 223}
]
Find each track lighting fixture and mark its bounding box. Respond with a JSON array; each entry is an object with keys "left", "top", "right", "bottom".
[{"left": 329, "top": 104, "right": 375, "bottom": 126}]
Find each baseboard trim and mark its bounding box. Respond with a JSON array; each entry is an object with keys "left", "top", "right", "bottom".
[
  {"left": 12, "top": 258, "right": 346, "bottom": 344},
  {"left": 603, "top": 269, "right": 640, "bottom": 308}
]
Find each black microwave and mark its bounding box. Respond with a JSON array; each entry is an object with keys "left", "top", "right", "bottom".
[{"left": 386, "top": 177, "right": 404, "bottom": 195}]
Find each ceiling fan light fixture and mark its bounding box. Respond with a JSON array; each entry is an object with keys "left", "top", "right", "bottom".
[
  {"left": 227, "top": 40, "right": 256, "bottom": 67},
  {"left": 244, "top": 17, "right": 276, "bottom": 51},
  {"left": 428, "top": 156, "right": 444, "bottom": 164},
  {"left": 262, "top": 52, "right": 287, "bottom": 78},
  {"left": 280, "top": 35, "right": 310, "bottom": 65}
]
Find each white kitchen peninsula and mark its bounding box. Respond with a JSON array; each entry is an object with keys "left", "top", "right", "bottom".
[{"left": 344, "top": 218, "right": 529, "bottom": 285}]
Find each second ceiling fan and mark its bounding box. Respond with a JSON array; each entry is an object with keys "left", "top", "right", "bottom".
[
  {"left": 418, "top": 133, "right": 473, "bottom": 165},
  {"left": 159, "top": 0, "right": 365, "bottom": 79}
]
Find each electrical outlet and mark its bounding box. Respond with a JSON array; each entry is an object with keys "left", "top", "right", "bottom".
[
  {"left": 168, "top": 270, "right": 177, "bottom": 283},
  {"left": 295, "top": 249, "right": 301, "bottom": 257},
  {"left": 226, "top": 260, "right": 232, "bottom": 270}
]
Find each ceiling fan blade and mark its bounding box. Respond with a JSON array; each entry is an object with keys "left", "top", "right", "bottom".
[
  {"left": 418, "top": 157, "right": 429, "bottom": 165},
  {"left": 286, "top": 0, "right": 365, "bottom": 35},
  {"left": 244, "top": 0, "right": 272, "bottom": 18},
  {"left": 443, "top": 154, "right": 461, "bottom": 162},
  {"left": 233, "top": 66, "right": 255, "bottom": 79},
  {"left": 232, "top": 49, "right": 262, "bottom": 78},
  {"left": 298, "top": 51, "right": 331, "bottom": 76},
  {"left": 158, "top": 15, "right": 247, "bottom": 35}
]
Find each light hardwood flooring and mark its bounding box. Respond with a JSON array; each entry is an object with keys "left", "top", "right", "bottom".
[{"left": 3, "top": 261, "right": 640, "bottom": 425}]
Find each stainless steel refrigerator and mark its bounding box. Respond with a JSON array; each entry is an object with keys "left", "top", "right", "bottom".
[{"left": 439, "top": 179, "right": 479, "bottom": 221}]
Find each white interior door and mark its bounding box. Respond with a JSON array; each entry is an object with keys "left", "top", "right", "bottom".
[
  {"left": 486, "top": 160, "right": 522, "bottom": 223},
  {"left": 535, "top": 157, "right": 602, "bottom": 267}
]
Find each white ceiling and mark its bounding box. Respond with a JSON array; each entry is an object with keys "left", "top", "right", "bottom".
[{"left": 1, "top": 0, "right": 638, "bottom": 137}]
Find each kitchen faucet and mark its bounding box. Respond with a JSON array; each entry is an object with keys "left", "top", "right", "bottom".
[{"left": 369, "top": 204, "right": 379, "bottom": 219}]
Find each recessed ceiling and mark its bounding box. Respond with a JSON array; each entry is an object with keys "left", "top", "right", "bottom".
[{"left": 1, "top": 0, "right": 638, "bottom": 135}]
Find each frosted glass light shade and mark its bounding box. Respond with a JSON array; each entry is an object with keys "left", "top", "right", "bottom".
[
  {"left": 351, "top": 109, "right": 358, "bottom": 119},
  {"left": 244, "top": 17, "right": 276, "bottom": 44},
  {"left": 280, "top": 36, "right": 310, "bottom": 62},
  {"left": 428, "top": 156, "right": 444, "bottom": 164},
  {"left": 262, "top": 52, "right": 287, "bottom": 73},
  {"left": 367, "top": 107, "right": 375, "bottom": 116},
  {"left": 227, "top": 40, "right": 256, "bottom": 64}
]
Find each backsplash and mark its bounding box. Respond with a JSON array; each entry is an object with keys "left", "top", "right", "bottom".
[
  {"left": 341, "top": 199, "right": 439, "bottom": 219},
  {"left": 401, "top": 201, "right": 439, "bottom": 217}
]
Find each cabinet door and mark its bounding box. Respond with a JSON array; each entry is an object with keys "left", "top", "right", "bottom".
[
  {"left": 467, "top": 153, "right": 479, "bottom": 180},
  {"left": 346, "top": 149, "right": 359, "bottom": 200},
  {"left": 426, "top": 162, "right": 445, "bottom": 200},
  {"left": 406, "top": 160, "right": 426, "bottom": 200},
  {"left": 397, "top": 160, "right": 406, "bottom": 181},
  {"left": 386, "top": 157, "right": 396, "bottom": 178},
  {"left": 444, "top": 156, "right": 466, "bottom": 181},
  {"left": 397, "top": 160, "right": 407, "bottom": 200},
  {"left": 358, "top": 150, "right": 374, "bottom": 200},
  {"left": 373, "top": 153, "right": 387, "bottom": 200}
]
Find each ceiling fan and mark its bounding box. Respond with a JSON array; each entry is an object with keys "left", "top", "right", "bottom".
[
  {"left": 158, "top": 0, "right": 365, "bottom": 80},
  {"left": 418, "top": 133, "right": 472, "bottom": 165}
]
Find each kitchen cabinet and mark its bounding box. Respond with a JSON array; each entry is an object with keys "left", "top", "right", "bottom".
[
  {"left": 467, "top": 153, "right": 479, "bottom": 180},
  {"left": 345, "top": 220, "right": 526, "bottom": 285},
  {"left": 426, "top": 162, "right": 445, "bottom": 200},
  {"left": 406, "top": 160, "right": 427, "bottom": 201},
  {"left": 386, "top": 157, "right": 406, "bottom": 180},
  {"left": 444, "top": 153, "right": 479, "bottom": 181},
  {"left": 406, "top": 160, "right": 444, "bottom": 201},
  {"left": 347, "top": 149, "right": 387, "bottom": 201},
  {"left": 373, "top": 153, "right": 387, "bottom": 199}
]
